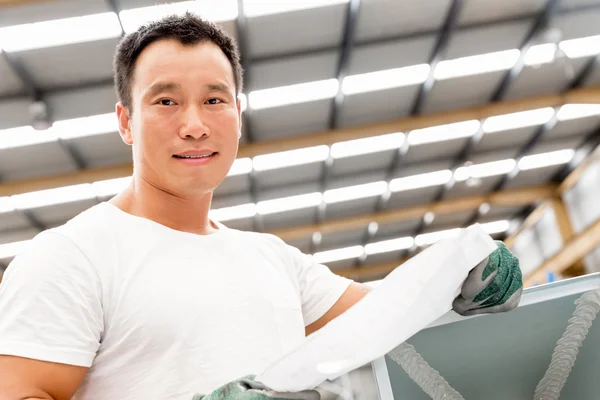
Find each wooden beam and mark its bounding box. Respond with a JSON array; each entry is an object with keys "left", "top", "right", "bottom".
[
  {"left": 0, "top": 164, "right": 133, "bottom": 197},
  {"left": 524, "top": 217, "right": 600, "bottom": 286},
  {"left": 237, "top": 86, "right": 600, "bottom": 159},
  {"left": 0, "top": 0, "right": 53, "bottom": 6},
  {"left": 504, "top": 202, "right": 549, "bottom": 248},
  {"left": 559, "top": 145, "right": 600, "bottom": 194},
  {"left": 2, "top": 87, "right": 599, "bottom": 197},
  {"left": 271, "top": 184, "right": 556, "bottom": 242}
]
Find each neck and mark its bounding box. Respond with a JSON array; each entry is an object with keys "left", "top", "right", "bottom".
[{"left": 110, "top": 175, "right": 217, "bottom": 235}]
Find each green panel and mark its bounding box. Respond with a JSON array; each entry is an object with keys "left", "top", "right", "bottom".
[{"left": 385, "top": 290, "right": 600, "bottom": 399}]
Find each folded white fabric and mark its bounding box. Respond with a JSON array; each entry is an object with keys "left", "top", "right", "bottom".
[{"left": 256, "top": 224, "right": 497, "bottom": 392}]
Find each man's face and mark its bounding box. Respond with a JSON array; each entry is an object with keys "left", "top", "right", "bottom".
[{"left": 117, "top": 39, "right": 241, "bottom": 197}]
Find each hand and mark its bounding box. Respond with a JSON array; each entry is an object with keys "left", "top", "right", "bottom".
[
  {"left": 192, "top": 375, "right": 320, "bottom": 400},
  {"left": 453, "top": 241, "right": 523, "bottom": 316}
]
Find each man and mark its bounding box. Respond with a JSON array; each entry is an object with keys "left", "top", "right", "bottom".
[{"left": 0, "top": 13, "right": 522, "bottom": 400}]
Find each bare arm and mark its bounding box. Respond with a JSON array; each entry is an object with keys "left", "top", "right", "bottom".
[
  {"left": 305, "top": 282, "right": 371, "bottom": 336},
  {"left": 0, "top": 355, "right": 88, "bottom": 400}
]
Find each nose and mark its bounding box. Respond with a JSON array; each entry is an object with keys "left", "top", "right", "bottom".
[{"left": 178, "top": 105, "right": 210, "bottom": 140}]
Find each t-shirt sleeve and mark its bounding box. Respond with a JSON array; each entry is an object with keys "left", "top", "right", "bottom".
[
  {"left": 0, "top": 231, "right": 103, "bottom": 367},
  {"left": 280, "top": 240, "right": 353, "bottom": 327}
]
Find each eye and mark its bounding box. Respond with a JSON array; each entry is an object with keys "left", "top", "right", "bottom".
[
  {"left": 206, "top": 98, "right": 223, "bottom": 105},
  {"left": 158, "top": 99, "right": 176, "bottom": 106}
]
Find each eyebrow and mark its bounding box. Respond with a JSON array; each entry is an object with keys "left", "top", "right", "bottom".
[
  {"left": 144, "top": 82, "right": 182, "bottom": 99},
  {"left": 205, "top": 83, "right": 232, "bottom": 94},
  {"left": 144, "top": 82, "right": 232, "bottom": 99}
]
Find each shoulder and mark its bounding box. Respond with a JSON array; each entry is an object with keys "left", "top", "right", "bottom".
[{"left": 15, "top": 203, "right": 119, "bottom": 270}]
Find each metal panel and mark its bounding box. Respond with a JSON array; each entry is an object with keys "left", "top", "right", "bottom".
[
  {"left": 330, "top": 150, "right": 397, "bottom": 177},
  {"left": 505, "top": 57, "right": 591, "bottom": 100},
  {"left": 0, "top": 0, "right": 109, "bottom": 27},
  {"left": 251, "top": 100, "right": 331, "bottom": 141},
  {"left": 338, "top": 85, "right": 420, "bottom": 128},
  {"left": 386, "top": 186, "right": 440, "bottom": 209},
  {"left": 246, "top": 4, "right": 346, "bottom": 59},
  {"left": 0, "top": 55, "right": 24, "bottom": 96},
  {"left": 547, "top": 116, "right": 600, "bottom": 140},
  {"left": 422, "top": 71, "right": 505, "bottom": 114},
  {"left": 402, "top": 139, "right": 468, "bottom": 164},
  {"left": 458, "top": 0, "right": 545, "bottom": 25},
  {"left": 552, "top": 7, "right": 600, "bottom": 39},
  {"left": 445, "top": 21, "right": 531, "bottom": 59},
  {"left": 474, "top": 126, "right": 540, "bottom": 153},
  {"left": 320, "top": 227, "right": 365, "bottom": 251},
  {"left": 213, "top": 174, "right": 252, "bottom": 198},
  {"left": 67, "top": 133, "right": 132, "bottom": 168},
  {"left": 255, "top": 163, "right": 323, "bottom": 190},
  {"left": 28, "top": 199, "right": 99, "bottom": 226},
  {"left": 18, "top": 38, "right": 118, "bottom": 90},
  {"left": 379, "top": 275, "right": 600, "bottom": 399},
  {"left": 0, "top": 97, "right": 30, "bottom": 129},
  {"left": 0, "top": 211, "right": 32, "bottom": 233},
  {"left": 325, "top": 196, "right": 379, "bottom": 221},
  {"left": 250, "top": 52, "right": 338, "bottom": 90},
  {"left": 355, "top": 0, "right": 448, "bottom": 41},
  {"left": 0, "top": 142, "right": 76, "bottom": 181},
  {"left": 45, "top": 84, "right": 116, "bottom": 121},
  {"left": 444, "top": 175, "right": 505, "bottom": 199},
  {"left": 347, "top": 35, "right": 434, "bottom": 75}
]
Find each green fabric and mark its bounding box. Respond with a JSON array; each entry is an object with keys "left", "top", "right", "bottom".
[
  {"left": 192, "top": 375, "right": 320, "bottom": 400},
  {"left": 452, "top": 241, "right": 523, "bottom": 316},
  {"left": 474, "top": 241, "right": 522, "bottom": 305}
]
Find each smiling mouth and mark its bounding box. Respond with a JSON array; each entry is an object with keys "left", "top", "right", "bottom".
[{"left": 173, "top": 153, "right": 217, "bottom": 159}]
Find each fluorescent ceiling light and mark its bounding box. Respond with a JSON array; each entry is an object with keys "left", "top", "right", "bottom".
[
  {"left": 238, "top": 93, "right": 248, "bottom": 112},
  {"left": 120, "top": 1, "right": 238, "bottom": 33},
  {"left": 524, "top": 43, "right": 557, "bottom": 66},
  {"left": 257, "top": 192, "right": 323, "bottom": 215},
  {"left": 557, "top": 104, "right": 600, "bottom": 121},
  {"left": 342, "top": 64, "right": 430, "bottom": 95},
  {"left": 323, "top": 181, "right": 388, "bottom": 204},
  {"left": 389, "top": 170, "right": 452, "bottom": 192},
  {"left": 249, "top": 79, "right": 339, "bottom": 110},
  {"left": 364, "top": 236, "right": 414, "bottom": 255},
  {"left": 559, "top": 35, "right": 600, "bottom": 59},
  {"left": 253, "top": 145, "right": 329, "bottom": 171},
  {"left": 91, "top": 177, "right": 132, "bottom": 198},
  {"left": 51, "top": 113, "right": 118, "bottom": 139},
  {"left": 244, "top": 0, "right": 349, "bottom": 17},
  {"left": 407, "top": 120, "right": 480, "bottom": 146},
  {"left": 454, "top": 159, "right": 516, "bottom": 181},
  {"left": 435, "top": 49, "right": 520, "bottom": 80},
  {"left": 0, "top": 197, "right": 14, "bottom": 214},
  {"left": 0, "top": 240, "right": 31, "bottom": 260},
  {"left": 313, "top": 245, "right": 364, "bottom": 264},
  {"left": 11, "top": 184, "right": 96, "bottom": 210},
  {"left": 518, "top": 149, "right": 575, "bottom": 171},
  {"left": 0, "top": 13, "right": 121, "bottom": 52},
  {"left": 482, "top": 107, "right": 555, "bottom": 133},
  {"left": 415, "top": 228, "right": 462, "bottom": 247},
  {"left": 209, "top": 203, "right": 257, "bottom": 221},
  {"left": 330, "top": 132, "right": 405, "bottom": 159},
  {"left": 0, "top": 126, "right": 57, "bottom": 150},
  {"left": 480, "top": 220, "right": 510, "bottom": 234},
  {"left": 228, "top": 158, "right": 253, "bottom": 176}
]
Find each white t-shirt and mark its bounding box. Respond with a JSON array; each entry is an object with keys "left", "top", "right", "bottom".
[{"left": 0, "top": 202, "right": 352, "bottom": 399}]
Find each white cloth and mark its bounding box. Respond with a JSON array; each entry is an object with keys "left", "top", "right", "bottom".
[{"left": 0, "top": 202, "right": 352, "bottom": 399}]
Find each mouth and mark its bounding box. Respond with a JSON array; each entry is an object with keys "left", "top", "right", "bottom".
[{"left": 173, "top": 152, "right": 217, "bottom": 160}]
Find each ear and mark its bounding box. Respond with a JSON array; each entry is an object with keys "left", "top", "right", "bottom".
[{"left": 116, "top": 102, "right": 133, "bottom": 145}]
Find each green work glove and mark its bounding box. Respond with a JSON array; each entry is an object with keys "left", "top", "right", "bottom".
[
  {"left": 192, "top": 375, "right": 320, "bottom": 400},
  {"left": 452, "top": 241, "right": 523, "bottom": 316}
]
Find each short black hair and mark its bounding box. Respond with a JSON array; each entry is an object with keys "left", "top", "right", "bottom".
[{"left": 113, "top": 12, "right": 243, "bottom": 112}]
